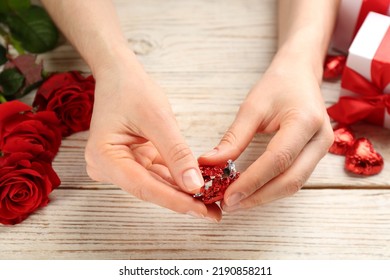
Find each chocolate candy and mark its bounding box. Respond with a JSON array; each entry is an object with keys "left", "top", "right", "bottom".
[
  {"left": 194, "top": 160, "right": 239, "bottom": 204},
  {"left": 323, "top": 55, "right": 347, "bottom": 80},
  {"left": 345, "top": 138, "right": 384, "bottom": 176},
  {"left": 329, "top": 126, "right": 355, "bottom": 155}
]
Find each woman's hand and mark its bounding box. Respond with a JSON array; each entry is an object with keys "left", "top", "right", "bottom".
[
  {"left": 198, "top": 0, "right": 339, "bottom": 213},
  {"left": 39, "top": 0, "right": 221, "bottom": 222},
  {"left": 85, "top": 50, "right": 221, "bottom": 222},
  {"left": 199, "top": 57, "right": 334, "bottom": 212}
]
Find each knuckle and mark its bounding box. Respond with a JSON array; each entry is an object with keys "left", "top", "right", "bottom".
[
  {"left": 310, "top": 121, "right": 335, "bottom": 157},
  {"left": 238, "top": 99, "right": 257, "bottom": 116},
  {"left": 323, "top": 125, "right": 335, "bottom": 149},
  {"left": 221, "top": 129, "right": 237, "bottom": 146},
  {"left": 308, "top": 112, "right": 324, "bottom": 129},
  {"left": 272, "top": 149, "right": 294, "bottom": 175},
  {"left": 220, "top": 129, "right": 243, "bottom": 154},
  {"left": 288, "top": 109, "right": 324, "bottom": 131},
  {"left": 285, "top": 183, "right": 300, "bottom": 197},
  {"left": 246, "top": 194, "right": 264, "bottom": 207},
  {"left": 168, "top": 142, "right": 193, "bottom": 163},
  {"left": 285, "top": 175, "right": 306, "bottom": 196}
]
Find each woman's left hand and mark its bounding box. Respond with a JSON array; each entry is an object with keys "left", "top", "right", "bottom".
[{"left": 199, "top": 58, "right": 334, "bottom": 212}]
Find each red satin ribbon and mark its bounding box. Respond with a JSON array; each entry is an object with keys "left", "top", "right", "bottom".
[
  {"left": 327, "top": 26, "right": 390, "bottom": 126},
  {"left": 353, "top": 0, "right": 390, "bottom": 38}
]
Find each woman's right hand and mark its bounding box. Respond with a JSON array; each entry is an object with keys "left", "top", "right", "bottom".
[{"left": 85, "top": 49, "right": 221, "bottom": 222}]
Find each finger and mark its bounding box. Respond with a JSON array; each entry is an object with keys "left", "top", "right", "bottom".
[
  {"left": 131, "top": 143, "right": 175, "bottom": 185},
  {"left": 148, "top": 163, "right": 176, "bottom": 187},
  {"left": 107, "top": 156, "right": 222, "bottom": 222},
  {"left": 222, "top": 110, "right": 324, "bottom": 206},
  {"left": 142, "top": 163, "right": 223, "bottom": 221},
  {"left": 142, "top": 108, "right": 204, "bottom": 194},
  {"left": 198, "top": 99, "right": 261, "bottom": 166},
  {"left": 222, "top": 120, "right": 333, "bottom": 211},
  {"left": 130, "top": 141, "right": 166, "bottom": 167}
]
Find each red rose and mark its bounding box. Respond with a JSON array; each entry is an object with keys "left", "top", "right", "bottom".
[
  {"left": 0, "top": 100, "right": 62, "bottom": 161},
  {"left": 0, "top": 152, "right": 61, "bottom": 225},
  {"left": 33, "top": 71, "right": 95, "bottom": 137}
]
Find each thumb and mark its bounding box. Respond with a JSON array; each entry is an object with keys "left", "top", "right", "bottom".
[
  {"left": 143, "top": 109, "right": 204, "bottom": 194},
  {"left": 198, "top": 103, "right": 259, "bottom": 165}
]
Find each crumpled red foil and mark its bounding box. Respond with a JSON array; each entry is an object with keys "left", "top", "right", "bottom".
[
  {"left": 345, "top": 138, "right": 384, "bottom": 176},
  {"left": 194, "top": 160, "right": 240, "bottom": 204},
  {"left": 329, "top": 126, "right": 355, "bottom": 155},
  {"left": 323, "top": 55, "right": 347, "bottom": 80}
]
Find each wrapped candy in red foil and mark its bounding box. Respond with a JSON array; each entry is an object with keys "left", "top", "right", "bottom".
[
  {"left": 323, "top": 55, "right": 347, "bottom": 80},
  {"left": 329, "top": 126, "right": 355, "bottom": 155},
  {"left": 345, "top": 138, "right": 384, "bottom": 176},
  {"left": 194, "top": 160, "right": 239, "bottom": 204}
]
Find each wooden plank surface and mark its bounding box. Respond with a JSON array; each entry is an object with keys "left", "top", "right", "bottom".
[
  {"left": 1, "top": 0, "right": 390, "bottom": 259},
  {"left": 36, "top": 0, "right": 390, "bottom": 187},
  {"left": 2, "top": 187, "right": 390, "bottom": 259}
]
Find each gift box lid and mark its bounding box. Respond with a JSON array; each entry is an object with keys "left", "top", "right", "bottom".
[
  {"left": 331, "top": 0, "right": 390, "bottom": 53},
  {"left": 347, "top": 12, "right": 390, "bottom": 82}
]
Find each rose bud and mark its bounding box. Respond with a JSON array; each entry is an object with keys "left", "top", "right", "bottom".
[
  {"left": 0, "top": 100, "right": 62, "bottom": 161},
  {"left": 0, "top": 152, "right": 61, "bottom": 225},
  {"left": 33, "top": 71, "right": 95, "bottom": 137}
]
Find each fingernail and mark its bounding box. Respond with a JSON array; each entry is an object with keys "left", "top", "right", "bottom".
[
  {"left": 186, "top": 211, "right": 205, "bottom": 219},
  {"left": 182, "top": 168, "right": 203, "bottom": 192},
  {"left": 200, "top": 149, "right": 218, "bottom": 158},
  {"left": 227, "top": 193, "right": 245, "bottom": 206}
]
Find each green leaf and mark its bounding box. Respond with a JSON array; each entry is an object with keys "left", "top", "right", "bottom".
[
  {"left": 0, "top": 94, "right": 7, "bottom": 103},
  {"left": 4, "top": 5, "right": 59, "bottom": 53},
  {"left": 0, "top": 68, "right": 25, "bottom": 97},
  {"left": 0, "top": 24, "right": 26, "bottom": 54},
  {"left": 8, "top": 35, "right": 25, "bottom": 54},
  {"left": 0, "top": 44, "right": 7, "bottom": 65},
  {"left": 0, "top": 0, "right": 30, "bottom": 13}
]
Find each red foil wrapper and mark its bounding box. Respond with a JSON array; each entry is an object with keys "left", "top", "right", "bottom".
[
  {"left": 323, "top": 55, "right": 347, "bottom": 80},
  {"left": 345, "top": 138, "right": 384, "bottom": 176},
  {"left": 329, "top": 126, "right": 355, "bottom": 155},
  {"left": 194, "top": 160, "right": 239, "bottom": 204}
]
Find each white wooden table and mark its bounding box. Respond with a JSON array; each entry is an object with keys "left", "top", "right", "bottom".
[{"left": 1, "top": 0, "right": 390, "bottom": 259}]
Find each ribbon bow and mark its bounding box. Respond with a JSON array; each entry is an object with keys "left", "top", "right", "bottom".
[
  {"left": 327, "top": 23, "right": 390, "bottom": 127},
  {"left": 327, "top": 66, "right": 390, "bottom": 125}
]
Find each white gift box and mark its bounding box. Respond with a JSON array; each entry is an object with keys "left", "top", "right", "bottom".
[
  {"left": 328, "top": 12, "right": 390, "bottom": 128},
  {"left": 331, "top": 0, "right": 390, "bottom": 54}
]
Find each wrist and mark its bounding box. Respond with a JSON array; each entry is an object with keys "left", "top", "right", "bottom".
[
  {"left": 272, "top": 35, "right": 326, "bottom": 83},
  {"left": 89, "top": 44, "right": 143, "bottom": 79}
]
